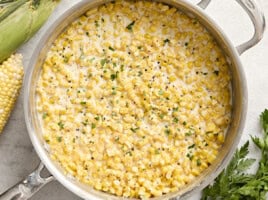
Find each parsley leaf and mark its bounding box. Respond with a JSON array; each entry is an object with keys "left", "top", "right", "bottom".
[
  {"left": 214, "top": 70, "right": 219, "bottom": 76},
  {"left": 202, "top": 109, "right": 268, "bottom": 200},
  {"left": 173, "top": 117, "right": 179, "bottom": 123},
  {"left": 163, "top": 38, "right": 170, "bottom": 44},
  {"left": 57, "top": 136, "right": 62, "bottom": 142},
  {"left": 126, "top": 21, "right": 135, "bottom": 31},
  {"left": 110, "top": 72, "right": 119, "bottom": 81},
  {"left": 80, "top": 101, "right": 86, "bottom": 105},
  {"left": 91, "top": 123, "right": 96, "bottom": 129},
  {"left": 42, "top": 112, "right": 48, "bottom": 119},
  {"left": 57, "top": 121, "right": 64, "bottom": 130},
  {"left": 100, "top": 58, "right": 107, "bottom": 66},
  {"left": 110, "top": 74, "right": 116, "bottom": 80},
  {"left": 108, "top": 46, "right": 115, "bottom": 51},
  {"left": 130, "top": 127, "right": 139, "bottom": 133},
  {"left": 261, "top": 109, "right": 268, "bottom": 134}
]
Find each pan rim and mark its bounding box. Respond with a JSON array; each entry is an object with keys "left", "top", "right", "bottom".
[{"left": 23, "top": 0, "right": 247, "bottom": 199}]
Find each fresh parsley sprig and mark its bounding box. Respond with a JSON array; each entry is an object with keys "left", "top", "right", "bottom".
[{"left": 202, "top": 109, "right": 268, "bottom": 200}]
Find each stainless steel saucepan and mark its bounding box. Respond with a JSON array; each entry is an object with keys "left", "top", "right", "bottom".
[{"left": 0, "top": 0, "right": 265, "bottom": 199}]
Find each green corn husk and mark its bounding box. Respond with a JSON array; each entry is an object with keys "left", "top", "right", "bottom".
[
  {"left": 0, "top": 0, "right": 28, "bottom": 22},
  {"left": 0, "top": 0, "right": 60, "bottom": 63}
]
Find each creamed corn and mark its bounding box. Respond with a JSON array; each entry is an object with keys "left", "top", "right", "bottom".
[{"left": 36, "top": 0, "right": 231, "bottom": 198}]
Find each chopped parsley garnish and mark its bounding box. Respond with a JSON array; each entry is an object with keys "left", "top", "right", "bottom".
[
  {"left": 80, "top": 101, "right": 86, "bottom": 105},
  {"left": 57, "top": 136, "right": 62, "bottom": 142},
  {"left": 130, "top": 127, "right": 139, "bottom": 133},
  {"left": 63, "top": 56, "right": 69, "bottom": 63},
  {"left": 173, "top": 107, "right": 179, "bottom": 112},
  {"left": 91, "top": 123, "right": 96, "bottom": 129},
  {"left": 110, "top": 74, "right": 117, "bottom": 80},
  {"left": 126, "top": 21, "right": 135, "bottom": 31},
  {"left": 100, "top": 58, "right": 107, "bottom": 66},
  {"left": 57, "top": 121, "right": 64, "bottom": 130},
  {"left": 185, "top": 128, "right": 195, "bottom": 136},
  {"left": 186, "top": 153, "right": 193, "bottom": 160},
  {"left": 108, "top": 46, "right": 115, "bottom": 51},
  {"left": 165, "top": 129, "right": 171, "bottom": 136},
  {"left": 112, "top": 91, "right": 116, "bottom": 95},
  {"left": 214, "top": 70, "right": 219, "bottom": 76},
  {"left": 110, "top": 71, "right": 119, "bottom": 81},
  {"left": 197, "top": 159, "right": 201, "bottom": 166},
  {"left": 94, "top": 20, "right": 99, "bottom": 27},
  {"left": 42, "top": 112, "right": 48, "bottom": 119},
  {"left": 82, "top": 119, "right": 89, "bottom": 126},
  {"left": 120, "top": 65, "right": 124, "bottom": 72},
  {"left": 185, "top": 131, "right": 193, "bottom": 136},
  {"left": 164, "top": 38, "right": 170, "bottom": 44},
  {"left": 94, "top": 116, "right": 100, "bottom": 121},
  {"left": 188, "top": 144, "right": 195, "bottom": 149},
  {"left": 173, "top": 117, "right": 179, "bottom": 123}
]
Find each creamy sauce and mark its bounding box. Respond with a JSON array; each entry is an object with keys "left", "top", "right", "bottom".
[{"left": 36, "top": 1, "right": 231, "bottom": 198}]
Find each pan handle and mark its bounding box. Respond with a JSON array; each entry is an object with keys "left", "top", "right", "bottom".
[
  {"left": 0, "top": 163, "right": 54, "bottom": 200},
  {"left": 235, "top": 0, "right": 266, "bottom": 55},
  {"left": 197, "top": 0, "right": 266, "bottom": 55},
  {"left": 197, "top": 0, "right": 211, "bottom": 9}
]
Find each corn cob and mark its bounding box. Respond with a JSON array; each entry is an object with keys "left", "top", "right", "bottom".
[
  {"left": 0, "top": 54, "right": 23, "bottom": 133},
  {"left": 0, "top": 0, "right": 60, "bottom": 133},
  {"left": 0, "top": 0, "right": 60, "bottom": 63}
]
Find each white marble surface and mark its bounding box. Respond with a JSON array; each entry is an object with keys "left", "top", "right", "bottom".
[{"left": 0, "top": 0, "right": 267, "bottom": 199}]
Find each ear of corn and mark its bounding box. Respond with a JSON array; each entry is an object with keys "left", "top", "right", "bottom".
[
  {"left": 0, "top": 0, "right": 60, "bottom": 133},
  {"left": 0, "top": 0, "right": 28, "bottom": 22},
  {"left": 0, "top": 0, "right": 60, "bottom": 63},
  {"left": 0, "top": 54, "right": 23, "bottom": 133},
  {"left": 0, "top": 0, "right": 22, "bottom": 2}
]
